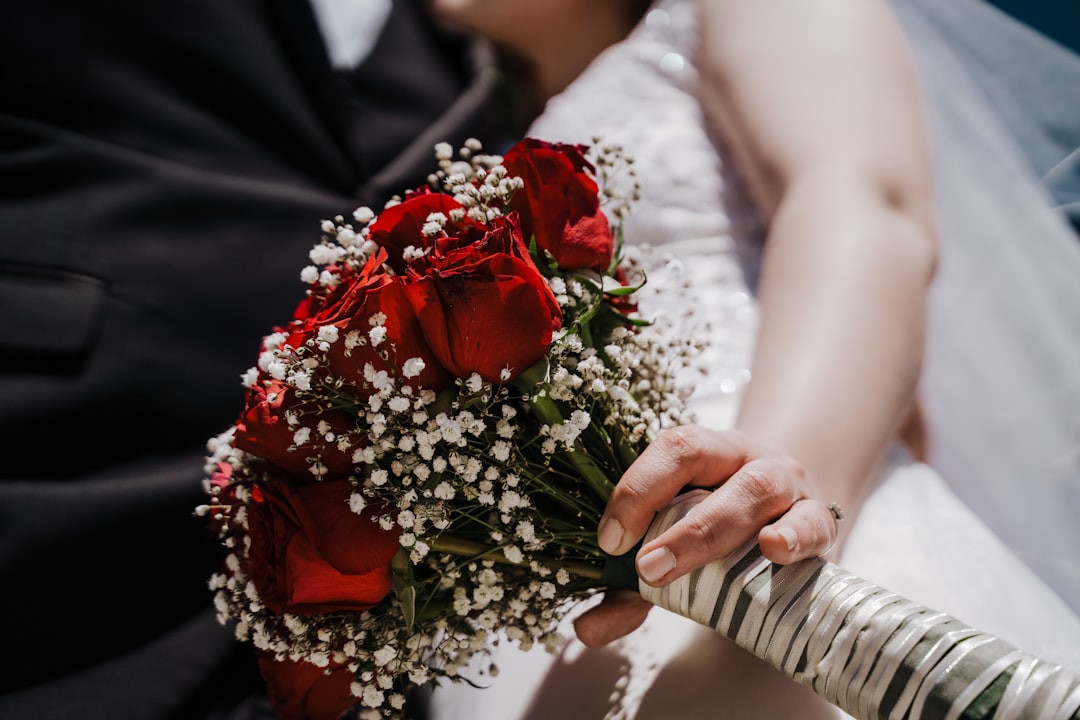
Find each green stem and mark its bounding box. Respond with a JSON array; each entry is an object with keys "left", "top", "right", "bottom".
[
  {"left": 430, "top": 535, "right": 604, "bottom": 581},
  {"left": 528, "top": 393, "right": 616, "bottom": 502}
]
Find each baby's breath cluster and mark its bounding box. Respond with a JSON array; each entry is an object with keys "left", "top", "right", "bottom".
[
  {"left": 585, "top": 136, "right": 641, "bottom": 225},
  {"left": 198, "top": 138, "right": 703, "bottom": 719}
]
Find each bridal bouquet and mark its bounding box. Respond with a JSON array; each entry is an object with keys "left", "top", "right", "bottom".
[
  {"left": 199, "top": 137, "right": 1080, "bottom": 720},
  {"left": 197, "top": 137, "right": 702, "bottom": 720}
]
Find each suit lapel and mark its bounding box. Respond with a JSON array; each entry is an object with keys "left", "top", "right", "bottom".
[{"left": 266, "top": 0, "right": 513, "bottom": 208}]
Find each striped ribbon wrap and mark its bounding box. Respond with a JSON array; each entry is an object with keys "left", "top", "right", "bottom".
[{"left": 637, "top": 491, "right": 1080, "bottom": 720}]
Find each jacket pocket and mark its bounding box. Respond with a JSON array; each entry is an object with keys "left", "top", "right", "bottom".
[{"left": 0, "top": 263, "right": 107, "bottom": 357}]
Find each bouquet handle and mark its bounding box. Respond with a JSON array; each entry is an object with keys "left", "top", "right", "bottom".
[{"left": 636, "top": 491, "right": 1080, "bottom": 720}]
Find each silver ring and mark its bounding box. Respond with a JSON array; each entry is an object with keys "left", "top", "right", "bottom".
[
  {"left": 824, "top": 502, "right": 844, "bottom": 554},
  {"left": 827, "top": 502, "right": 845, "bottom": 523}
]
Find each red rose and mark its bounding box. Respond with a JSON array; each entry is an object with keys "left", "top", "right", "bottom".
[
  {"left": 233, "top": 377, "right": 356, "bottom": 480},
  {"left": 256, "top": 652, "right": 356, "bottom": 720},
  {"left": 403, "top": 215, "right": 562, "bottom": 382},
  {"left": 290, "top": 258, "right": 370, "bottom": 323},
  {"left": 244, "top": 476, "right": 400, "bottom": 616},
  {"left": 206, "top": 461, "right": 242, "bottom": 534},
  {"left": 367, "top": 189, "right": 485, "bottom": 275},
  {"left": 284, "top": 250, "right": 453, "bottom": 397},
  {"left": 503, "top": 138, "right": 615, "bottom": 272}
]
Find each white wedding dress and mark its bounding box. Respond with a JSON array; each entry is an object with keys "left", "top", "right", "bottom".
[{"left": 427, "top": 1, "right": 1080, "bottom": 717}]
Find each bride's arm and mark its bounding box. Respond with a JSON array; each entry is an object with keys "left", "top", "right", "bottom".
[
  {"left": 579, "top": 0, "right": 938, "bottom": 645},
  {"left": 695, "top": 0, "right": 938, "bottom": 556}
]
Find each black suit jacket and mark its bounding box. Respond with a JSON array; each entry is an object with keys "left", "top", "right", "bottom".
[{"left": 0, "top": 1, "right": 511, "bottom": 717}]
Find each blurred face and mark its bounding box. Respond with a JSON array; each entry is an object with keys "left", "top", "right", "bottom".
[{"left": 427, "top": 0, "right": 582, "bottom": 54}]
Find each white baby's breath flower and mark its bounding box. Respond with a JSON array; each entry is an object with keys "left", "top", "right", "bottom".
[
  {"left": 365, "top": 366, "right": 391, "bottom": 391},
  {"left": 353, "top": 446, "right": 376, "bottom": 465},
  {"left": 309, "top": 243, "right": 343, "bottom": 266},
  {"left": 402, "top": 357, "right": 426, "bottom": 379},
  {"left": 288, "top": 370, "right": 312, "bottom": 392},
  {"left": 465, "top": 373, "right": 483, "bottom": 393},
  {"left": 353, "top": 206, "right": 375, "bottom": 224},
  {"left": 360, "top": 685, "right": 385, "bottom": 708},
  {"left": 397, "top": 509, "right": 416, "bottom": 529},
  {"left": 491, "top": 440, "right": 511, "bottom": 462},
  {"left": 437, "top": 416, "right": 462, "bottom": 444},
  {"left": 343, "top": 329, "right": 364, "bottom": 351},
  {"left": 495, "top": 418, "right": 516, "bottom": 439},
  {"left": 368, "top": 325, "right": 387, "bottom": 347},
  {"left": 317, "top": 325, "right": 338, "bottom": 345},
  {"left": 422, "top": 212, "right": 447, "bottom": 237},
  {"left": 499, "top": 491, "right": 526, "bottom": 513},
  {"left": 265, "top": 358, "right": 288, "bottom": 381},
  {"left": 349, "top": 492, "right": 368, "bottom": 514},
  {"left": 516, "top": 520, "right": 536, "bottom": 543},
  {"left": 373, "top": 645, "right": 397, "bottom": 667},
  {"left": 240, "top": 366, "right": 259, "bottom": 388},
  {"left": 335, "top": 227, "right": 358, "bottom": 247},
  {"left": 410, "top": 541, "right": 430, "bottom": 562},
  {"left": 458, "top": 456, "right": 482, "bottom": 482}
]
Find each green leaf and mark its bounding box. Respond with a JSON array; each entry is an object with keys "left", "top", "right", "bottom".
[{"left": 391, "top": 548, "right": 417, "bottom": 633}]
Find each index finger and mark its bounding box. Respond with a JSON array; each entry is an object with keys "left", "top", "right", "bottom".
[{"left": 597, "top": 426, "right": 758, "bottom": 556}]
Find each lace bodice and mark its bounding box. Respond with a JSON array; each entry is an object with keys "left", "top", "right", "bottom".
[{"left": 527, "top": 0, "right": 765, "bottom": 428}]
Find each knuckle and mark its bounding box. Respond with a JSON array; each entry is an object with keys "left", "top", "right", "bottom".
[
  {"left": 736, "top": 465, "right": 776, "bottom": 510},
  {"left": 679, "top": 509, "right": 722, "bottom": 549},
  {"left": 654, "top": 425, "right": 706, "bottom": 466},
  {"left": 610, "top": 474, "right": 649, "bottom": 506},
  {"left": 735, "top": 460, "right": 804, "bottom": 519}
]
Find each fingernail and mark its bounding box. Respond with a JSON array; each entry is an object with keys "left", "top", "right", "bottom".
[
  {"left": 637, "top": 546, "right": 677, "bottom": 585},
  {"left": 598, "top": 516, "right": 626, "bottom": 555},
  {"left": 777, "top": 525, "right": 798, "bottom": 552}
]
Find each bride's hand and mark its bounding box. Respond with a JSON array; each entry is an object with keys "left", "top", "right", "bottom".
[{"left": 573, "top": 424, "right": 841, "bottom": 647}]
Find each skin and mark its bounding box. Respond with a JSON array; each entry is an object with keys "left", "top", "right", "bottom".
[
  {"left": 431, "top": 0, "right": 938, "bottom": 648},
  {"left": 427, "top": 0, "right": 642, "bottom": 100}
]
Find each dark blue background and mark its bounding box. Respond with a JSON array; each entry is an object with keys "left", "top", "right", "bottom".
[{"left": 987, "top": 0, "right": 1080, "bottom": 54}]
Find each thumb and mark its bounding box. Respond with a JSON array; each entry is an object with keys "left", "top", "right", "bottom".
[{"left": 572, "top": 590, "right": 653, "bottom": 647}]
